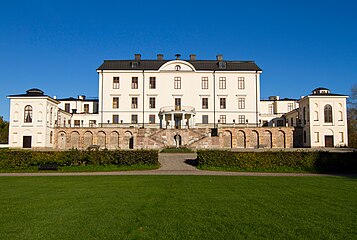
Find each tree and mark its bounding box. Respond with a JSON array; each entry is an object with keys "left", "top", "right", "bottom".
[
  {"left": 0, "top": 116, "right": 9, "bottom": 144},
  {"left": 347, "top": 84, "right": 357, "bottom": 148}
]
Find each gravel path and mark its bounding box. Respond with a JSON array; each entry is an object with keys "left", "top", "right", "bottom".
[{"left": 0, "top": 153, "right": 355, "bottom": 177}]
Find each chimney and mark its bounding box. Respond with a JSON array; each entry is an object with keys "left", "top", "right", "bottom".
[
  {"left": 175, "top": 54, "right": 181, "bottom": 60},
  {"left": 53, "top": 96, "right": 57, "bottom": 99},
  {"left": 189, "top": 54, "right": 196, "bottom": 60},
  {"left": 78, "top": 95, "right": 86, "bottom": 100},
  {"left": 216, "top": 54, "right": 223, "bottom": 61},
  {"left": 134, "top": 54, "right": 141, "bottom": 61},
  {"left": 157, "top": 54, "right": 164, "bottom": 60}
]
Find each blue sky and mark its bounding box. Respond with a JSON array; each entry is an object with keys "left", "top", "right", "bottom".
[{"left": 1, "top": 0, "right": 356, "bottom": 120}]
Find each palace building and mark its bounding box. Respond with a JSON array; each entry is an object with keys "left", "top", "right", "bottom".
[{"left": 7, "top": 54, "right": 349, "bottom": 149}]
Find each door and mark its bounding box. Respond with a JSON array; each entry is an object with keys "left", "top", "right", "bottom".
[
  {"left": 325, "top": 135, "right": 334, "bottom": 147},
  {"left": 174, "top": 116, "right": 182, "bottom": 129},
  {"left": 23, "top": 136, "right": 32, "bottom": 148}
]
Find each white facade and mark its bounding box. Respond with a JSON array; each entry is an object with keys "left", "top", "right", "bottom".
[
  {"left": 97, "top": 55, "right": 261, "bottom": 129},
  {"left": 8, "top": 89, "right": 59, "bottom": 149},
  {"left": 260, "top": 96, "right": 299, "bottom": 127},
  {"left": 7, "top": 54, "right": 350, "bottom": 149},
  {"left": 298, "top": 88, "right": 348, "bottom": 147}
]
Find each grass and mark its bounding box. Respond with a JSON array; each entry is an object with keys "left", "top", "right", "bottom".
[{"left": 0, "top": 176, "right": 356, "bottom": 239}]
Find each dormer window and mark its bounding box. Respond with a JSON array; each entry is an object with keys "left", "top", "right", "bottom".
[{"left": 131, "top": 62, "right": 139, "bottom": 68}]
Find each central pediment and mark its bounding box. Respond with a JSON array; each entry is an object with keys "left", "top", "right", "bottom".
[{"left": 158, "top": 60, "right": 196, "bottom": 72}]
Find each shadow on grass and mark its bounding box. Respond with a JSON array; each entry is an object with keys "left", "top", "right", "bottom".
[{"left": 184, "top": 158, "right": 198, "bottom": 167}]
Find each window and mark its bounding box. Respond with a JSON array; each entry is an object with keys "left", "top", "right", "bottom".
[
  {"left": 339, "top": 111, "right": 343, "bottom": 121},
  {"left": 324, "top": 104, "right": 332, "bottom": 123},
  {"left": 89, "top": 120, "right": 96, "bottom": 127},
  {"left": 202, "top": 98, "right": 208, "bottom": 109},
  {"left": 24, "top": 105, "right": 33, "bottom": 123},
  {"left": 277, "top": 120, "right": 284, "bottom": 127},
  {"left": 149, "top": 115, "right": 155, "bottom": 124},
  {"left": 74, "top": 120, "right": 80, "bottom": 127},
  {"left": 314, "top": 132, "right": 319, "bottom": 143},
  {"left": 288, "top": 103, "right": 294, "bottom": 112},
  {"left": 113, "top": 77, "right": 120, "bottom": 89},
  {"left": 149, "top": 97, "right": 156, "bottom": 109},
  {"left": 220, "top": 98, "right": 226, "bottom": 109},
  {"left": 131, "top": 114, "right": 138, "bottom": 124},
  {"left": 268, "top": 104, "right": 273, "bottom": 114},
  {"left": 112, "top": 115, "right": 119, "bottom": 124},
  {"left": 290, "top": 118, "right": 294, "bottom": 126},
  {"left": 202, "top": 77, "right": 208, "bottom": 89},
  {"left": 113, "top": 97, "right": 119, "bottom": 109},
  {"left": 219, "top": 77, "right": 226, "bottom": 89},
  {"left": 238, "top": 98, "right": 245, "bottom": 109},
  {"left": 84, "top": 104, "right": 89, "bottom": 113},
  {"left": 303, "top": 107, "right": 306, "bottom": 124},
  {"left": 50, "top": 108, "right": 53, "bottom": 125},
  {"left": 174, "top": 77, "right": 181, "bottom": 89},
  {"left": 131, "top": 97, "right": 138, "bottom": 109},
  {"left": 132, "top": 77, "right": 138, "bottom": 89},
  {"left": 175, "top": 98, "right": 181, "bottom": 110},
  {"left": 149, "top": 77, "right": 156, "bottom": 89},
  {"left": 65, "top": 103, "right": 70, "bottom": 113},
  {"left": 202, "top": 115, "right": 208, "bottom": 124},
  {"left": 238, "top": 115, "right": 245, "bottom": 124},
  {"left": 238, "top": 77, "right": 245, "bottom": 89},
  {"left": 219, "top": 115, "right": 226, "bottom": 124},
  {"left": 50, "top": 131, "right": 53, "bottom": 144}
]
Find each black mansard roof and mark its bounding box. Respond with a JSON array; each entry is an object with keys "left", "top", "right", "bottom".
[{"left": 97, "top": 60, "right": 262, "bottom": 71}]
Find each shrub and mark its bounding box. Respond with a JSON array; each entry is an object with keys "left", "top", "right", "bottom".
[
  {"left": 197, "top": 150, "right": 357, "bottom": 173},
  {"left": 0, "top": 149, "right": 159, "bottom": 170}
]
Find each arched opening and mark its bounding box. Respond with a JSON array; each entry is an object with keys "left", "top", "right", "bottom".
[
  {"left": 278, "top": 130, "right": 286, "bottom": 148},
  {"left": 97, "top": 131, "right": 106, "bottom": 149},
  {"left": 84, "top": 131, "right": 93, "bottom": 149},
  {"left": 125, "top": 131, "right": 134, "bottom": 149},
  {"left": 263, "top": 130, "right": 272, "bottom": 148},
  {"left": 222, "top": 130, "right": 232, "bottom": 148},
  {"left": 237, "top": 130, "right": 246, "bottom": 148},
  {"left": 110, "top": 131, "right": 120, "bottom": 149},
  {"left": 324, "top": 104, "right": 333, "bottom": 123},
  {"left": 71, "top": 131, "right": 80, "bottom": 149},
  {"left": 174, "top": 134, "right": 182, "bottom": 148},
  {"left": 250, "top": 130, "right": 259, "bottom": 148},
  {"left": 24, "top": 105, "right": 33, "bottom": 123},
  {"left": 58, "top": 132, "right": 66, "bottom": 149}
]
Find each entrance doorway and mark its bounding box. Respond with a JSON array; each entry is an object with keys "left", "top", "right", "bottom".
[
  {"left": 23, "top": 136, "right": 32, "bottom": 148},
  {"left": 325, "top": 135, "right": 334, "bottom": 147},
  {"left": 174, "top": 134, "right": 182, "bottom": 148},
  {"left": 174, "top": 115, "right": 182, "bottom": 129}
]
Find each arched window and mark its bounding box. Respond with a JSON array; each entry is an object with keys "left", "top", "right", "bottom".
[
  {"left": 314, "top": 111, "right": 319, "bottom": 121},
  {"left": 324, "top": 104, "right": 333, "bottom": 123},
  {"left": 24, "top": 105, "right": 33, "bottom": 123}
]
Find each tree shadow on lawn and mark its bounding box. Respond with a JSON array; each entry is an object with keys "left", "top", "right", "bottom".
[{"left": 184, "top": 158, "right": 198, "bottom": 167}]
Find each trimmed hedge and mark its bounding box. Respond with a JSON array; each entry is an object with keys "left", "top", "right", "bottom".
[
  {"left": 197, "top": 150, "right": 357, "bottom": 173},
  {"left": 0, "top": 149, "right": 159, "bottom": 170}
]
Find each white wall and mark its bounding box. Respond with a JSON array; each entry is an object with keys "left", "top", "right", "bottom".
[{"left": 98, "top": 60, "right": 261, "bottom": 127}]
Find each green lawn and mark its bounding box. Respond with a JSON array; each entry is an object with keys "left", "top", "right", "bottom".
[{"left": 0, "top": 176, "right": 356, "bottom": 240}]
